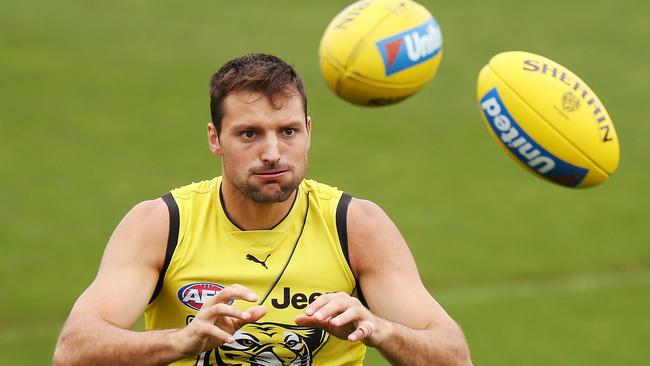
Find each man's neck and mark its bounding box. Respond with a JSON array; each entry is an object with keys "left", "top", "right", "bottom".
[{"left": 220, "top": 179, "right": 297, "bottom": 230}]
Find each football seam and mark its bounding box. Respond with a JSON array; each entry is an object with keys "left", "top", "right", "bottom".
[
  {"left": 321, "top": 46, "right": 437, "bottom": 88},
  {"left": 347, "top": 62, "right": 438, "bottom": 86},
  {"left": 487, "top": 64, "right": 611, "bottom": 177},
  {"left": 321, "top": 3, "right": 443, "bottom": 95},
  {"left": 334, "top": 9, "right": 395, "bottom": 94}
]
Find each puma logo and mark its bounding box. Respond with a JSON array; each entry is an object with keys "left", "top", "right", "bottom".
[{"left": 246, "top": 254, "right": 270, "bottom": 269}]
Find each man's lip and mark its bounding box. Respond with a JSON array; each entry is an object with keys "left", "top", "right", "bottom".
[{"left": 253, "top": 170, "right": 288, "bottom": 179}]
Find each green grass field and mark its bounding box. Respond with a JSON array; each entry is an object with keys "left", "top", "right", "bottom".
[{"left": 1, "top": 1, "right": 649, "bottom": 364}]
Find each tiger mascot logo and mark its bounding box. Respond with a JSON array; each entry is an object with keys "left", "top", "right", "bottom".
[{"left": 210, "top": 322, "right": 328, "bottom": 365}]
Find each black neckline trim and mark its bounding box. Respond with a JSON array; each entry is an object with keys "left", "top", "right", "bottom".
[{"left": 218, "top": 182, "right": 299, "bottom": 231}]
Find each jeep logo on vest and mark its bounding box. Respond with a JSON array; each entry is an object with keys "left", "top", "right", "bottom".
[{"left": 271, "top": 287, "right": 322, "bottom": 310}]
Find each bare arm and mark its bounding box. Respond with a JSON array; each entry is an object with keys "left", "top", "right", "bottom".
[
  {"left": 53, "top": 199, "right": 180, "bottom": 365},
  {"left": 53, "top": 199, "right": 266, "bottom": 366},
  {"left": 296, "top": 198, "right": 471, "bottom": 366}
]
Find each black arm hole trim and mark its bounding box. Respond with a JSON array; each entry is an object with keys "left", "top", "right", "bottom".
[
  {"left": 336, "top": 193, "right": 368, "bottom": 308},
  {"left": 354, "top": 283, "right": 368, "bottom": 308},
  {"left": 148, "top": 193, "right": 180, "bottom": 304}
]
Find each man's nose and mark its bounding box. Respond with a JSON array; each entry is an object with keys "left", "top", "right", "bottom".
[{"left": 260, "top": 135, "right": 281, "bottom": 164}]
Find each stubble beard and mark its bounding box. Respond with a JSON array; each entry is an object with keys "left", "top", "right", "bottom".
[
  {"left": 227, "top": 160, "right": 307, "bottom": 204},
  {"left": 240, "top": 177, "right": 298, "bottom": 203}
]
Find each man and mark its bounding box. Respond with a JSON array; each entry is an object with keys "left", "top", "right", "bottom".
[{"left": 53, "top": 54, "right": 472, "bottom": 366}]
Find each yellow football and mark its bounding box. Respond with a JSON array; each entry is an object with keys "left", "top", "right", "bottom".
[
  {"left": 319, "top": 0, "right": 443, "bottom": 106},
  {"left": 477, "top": 51, "right": 620, "bottom": 188}
]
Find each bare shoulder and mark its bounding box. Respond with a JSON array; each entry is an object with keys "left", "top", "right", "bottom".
[
  {"left": 96, "top": 197, "right": 172, "bottom": 288},
  {"left": 120, "top": 198, "right": 170, "bottom": 234},
  {"left": 101, "top": 197, "right": 170, "bottom": 268},
  {"left": 346, "top": 197, "right": 415, "bottom": 278},
  {"left": 347, "top": 197, "right": 385, "bottom": 225},
  {"left": 346, "top": 198, "right": 395, "bottom": 246},
  {"left": 69, "top": 197, "right": 171, "bottom": 327},
  {"left": 346, "top": 197, "right": 450, "bottom": 327}
]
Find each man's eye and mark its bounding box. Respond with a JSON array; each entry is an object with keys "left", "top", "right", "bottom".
[
  {"left": 283, "top": 128, "right": 296, "bottom": 136},
  {"left": 242, "top": 131, "right": 255, "bottom": 139}
]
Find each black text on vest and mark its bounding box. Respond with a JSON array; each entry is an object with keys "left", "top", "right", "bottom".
[{"left": 271, "top": 287, "right": 321, "bottom": 309}]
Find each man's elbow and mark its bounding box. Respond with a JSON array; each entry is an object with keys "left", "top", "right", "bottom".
[
  {"left": 53, "top": 328, "right": 82, "bottom": 366},
  {"left": 52, "top": 339, "right": 71, "bottom": 366},
  {"left": 52, "top": 345, "right": 68, "bottom": 366},
  {"left": 434, "top": 322, "right": 472, "bottom": 366},
  {"left": 450, "top": 340, "right": 472, "bottom": 366},
  {"left": 446, "top": 327, "right": 472, "bottom": 366}
]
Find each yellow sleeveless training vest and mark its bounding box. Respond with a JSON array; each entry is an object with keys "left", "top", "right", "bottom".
[{"left": 144, "top": 177, "right": 366, "bottom": 365}]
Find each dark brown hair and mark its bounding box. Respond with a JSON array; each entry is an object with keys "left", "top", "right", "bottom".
[{"left": 209, "top": 53, "right": 308, "bottom": 135}]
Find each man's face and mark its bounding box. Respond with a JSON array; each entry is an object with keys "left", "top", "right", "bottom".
[{"left": 209, "top": 91, "right": 311, "bottom": 203}]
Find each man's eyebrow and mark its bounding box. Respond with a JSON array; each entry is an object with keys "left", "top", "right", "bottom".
[
  {"left": 283, "top": 120, "right": 307, "bottom": 127},
  {"left": 229, "top": 122, "right": 259, "bottom": 130},
  {"left": 227, "top": 119, "right": 305, "bottom": 131}
]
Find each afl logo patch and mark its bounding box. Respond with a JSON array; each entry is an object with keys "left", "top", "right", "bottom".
[{"left": 177, "top": 282, "right": 224, "bottom": 310}]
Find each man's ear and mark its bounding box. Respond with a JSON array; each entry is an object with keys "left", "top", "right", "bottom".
[
  {"left": 306, "top": 116, "right": 312, "bottom": 149},
  {"left": 207, "top": 123, "right": 221, "bottom": 156}
]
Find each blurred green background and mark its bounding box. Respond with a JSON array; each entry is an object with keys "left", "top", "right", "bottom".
[{"left": 1, "top": 0, "right": 648, "bottom": 364}]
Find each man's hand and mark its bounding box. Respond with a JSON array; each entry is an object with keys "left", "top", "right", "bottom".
[
  {"left": 294, "top": 292, "right": 388, "bottom": 347},
  {"left": 173, "top": 284, "right": 267, "bottom": 357}
]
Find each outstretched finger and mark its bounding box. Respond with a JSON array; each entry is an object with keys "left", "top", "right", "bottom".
[
  {"left": 304, "top": 293, "right": 338, "bottom": 316},
  {"left": 218, "top": 284, "right": 259, "bottom": 303},
  {"left": 193, "top": 321, "right": 236, "bottom": 344},
  {"left": 309, "top": 298, "right": 352, "bottom": 321},
  {"left": 330, "top": 307, "right": 362, "bottom": 327},
  {"left": 197, "top": 302, "right": 251, "bottom": 323},
  {"left": 203, "top": 284, "right": 258, "bottom": 308},
  {"left": 294, "top": 313, "right": 326, "bottom": 329},
  {"left": 246, "top": 305, "right": 268, "bottom": 323},
  {"left": 232, "top": 305, "right": 268, "bottom": 329}
]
